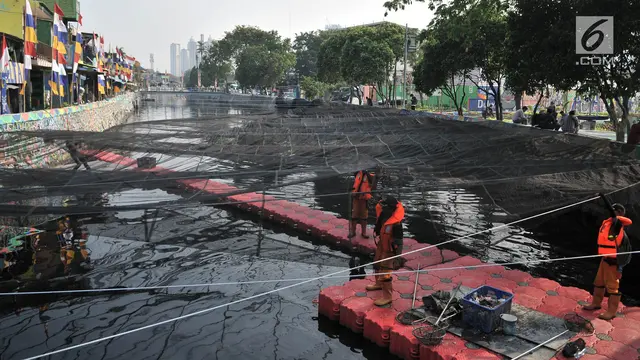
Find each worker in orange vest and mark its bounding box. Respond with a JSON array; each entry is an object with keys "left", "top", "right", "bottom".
[
  {"left": 583, "top": 203, "right": 632, "bottom": 320},
  {"left": 349, "top": 170, "right": 375, "bottom": 239},
  {"left": 366, "top": 197, "right": 404, "bottom": 306}
]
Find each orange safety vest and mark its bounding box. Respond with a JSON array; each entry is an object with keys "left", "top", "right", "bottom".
[
  {"left": 352, "top": 171, "right": 373, "bottom": 201},
  {"left": 597, "top": 216, "right": 632, "bottom": 258},
  {"left": 375, "top": 201, "right": 405, "bottom": 254}
]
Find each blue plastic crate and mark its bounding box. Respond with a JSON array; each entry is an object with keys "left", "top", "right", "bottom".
[{"left": 462, "top": 285, "right": 514, "bottom": 333}]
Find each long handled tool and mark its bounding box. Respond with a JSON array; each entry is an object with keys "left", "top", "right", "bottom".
[
  {"left": 411, "top": 264, "right": 420, "bottom": 309},
  {"left": 512, "top": 313, "right": 594, "bottom": 360},
  {"left": 435, "top": 283, "right": 462, "bottom": 326},
  {"left": 510, "top": 330, "right": 570, "bottom": 360}
]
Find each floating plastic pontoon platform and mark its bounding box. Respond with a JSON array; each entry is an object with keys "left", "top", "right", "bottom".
[{"left": 86, "top": 150, "right": 640, "bottom": 360}]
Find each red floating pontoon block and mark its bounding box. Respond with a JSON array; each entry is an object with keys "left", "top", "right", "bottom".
[
  {"left": 402, "top": 238, "right": 420, "bottom": 250},
  {"left": 339, "top": 296, "right": 376, "bottom": 333},
  {"left": 402, "top": 249, "right": 425, "bottom": 262},
  {"left": 441, "top": 249, "right": 459, "bottom": 262},
  {"left": 363, "top": 307, "right": 398, "bottom": 347},
  {"left": 329, "top": 217, "right": 349, "bottom": 228},
  {"left": 589, "top": 317, "right": 614, "bottom": 335},
  {"left": 417, "top": 273, "right": 441, "bottom": 288},
  {"left": 393, "top": 269, "right": 416, "bottom": 282},
  {"left": 452, "top": 346, "right": 502, "bottom": 360},
  {"left": 325, "top": 228, "right": 349, "bottom": 247},
  {"left": 318, "top": 286, "right": 356, "bottom": 321},
  {"left": 393, "top": 281, "right": 417, "bottom": 298},
  {"left": 557, "top": 286, "right": 590, "bottom": 302},
  {"left": 475, "top": 263, "right": 507, "bottom": 276},
  {"left": 593, "top": 339, "right": 639, "bottom": 360},
  {"left": 451, "top": 274, "right": 486, "bottom": 290},
  {"left": 304, "top": 218, "right": 328, "bottom": 236},
  {"left": 610, "top": 316, "right": 640, "bottom": 333},
  {"left": 285, "top": 212, "right": 309, "bottom": 231},
  {"left": 538, "top": 295, "right": 580, "bottom": 318},
  {"left": 528, "top": 277, "right": 561, "bottom": 292},
  {"left": 390, "top": 324, "right": 421, "bottom": 360},
  {"left": 419, "top": 333, "right": 464, "bottom": 360},
  {"left": 484, "top": 278, "right": 518, "bottom": 294},
  {"left": 392, "top": 298, "right": 414, "bottom": 313},
  {"left": 310, "top": 221, "right": 334, "bottom": 239},
  {"left": 514, "top": 293, "right": 543, "bottom": 310},
  {"left": 343, "top": 279, "right": 374, "bottom": 292},
  {"left": 448, "top": 256, "right": 483, "bottom": 268},
  {"left": 501, "top": 269, "right": 533, "bottom": 284},
  {"left": 425, "top": 264, "right": 462, "bottom": 281},
  {"left": 609, "top": 325, "right": 640, "bottom": 349},
  {"left": 406, "top": 259, "right": 434, "bottom": 270}
]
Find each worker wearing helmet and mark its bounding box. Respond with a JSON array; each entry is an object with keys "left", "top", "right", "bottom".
[
  {"left": 366, "top": 196, "right": 404, "bottom": 306},
  {"left": 583, "top": 203, "right": 632, "bottom": 320}
]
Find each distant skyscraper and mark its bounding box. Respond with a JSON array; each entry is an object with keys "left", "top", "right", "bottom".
[
  {"left": 181, "top": 48, "right": 189, "bottom": 73},
  {"left": 170, "top": 43, "right": 180, "bottom": 76},
  {"left": 188, "top": 37, "right": 197, "bottom": 69},
  {"left": 199, "top": 34, "right": 204, "bottom": 67}
]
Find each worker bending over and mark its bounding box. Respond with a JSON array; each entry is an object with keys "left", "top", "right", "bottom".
[
  {"left": 583, "top": 203, "right": 632, "bottom": 320},
  {"left": 366, "top": 197, "right": 404, "bottom": 306},
  {"left": 349, "top": 169, "right": 375, "bottom": 238},
  {"left": 65, "top": 140, "right": 91, "bottom": 170}
]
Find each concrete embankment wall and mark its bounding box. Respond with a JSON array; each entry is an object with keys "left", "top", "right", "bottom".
[{"left": 0, "top": 92, "right": 136, "bottom": 168}]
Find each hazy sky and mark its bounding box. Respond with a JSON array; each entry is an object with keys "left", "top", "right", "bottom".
[{"left": 81, "top": 0, "right": 434, "bottom": 71}]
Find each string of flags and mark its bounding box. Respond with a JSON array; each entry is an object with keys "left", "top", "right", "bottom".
[{"left": 1, "top": 0, "right": 138, "bottom": 106}]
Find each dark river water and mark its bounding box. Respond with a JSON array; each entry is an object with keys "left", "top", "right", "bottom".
[{"left": 1, "top": 94, "right": 636, "bottom": 360}]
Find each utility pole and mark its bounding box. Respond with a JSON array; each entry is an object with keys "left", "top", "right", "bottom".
[{"left": 402, "top": 23, "right": 408, "bottom": 109}]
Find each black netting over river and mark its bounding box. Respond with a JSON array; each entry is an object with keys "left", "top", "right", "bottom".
[{"left": 1, "top": 93, "right": 640, "bottom": 359}]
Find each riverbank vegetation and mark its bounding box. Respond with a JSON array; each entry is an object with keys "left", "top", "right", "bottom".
[{"left": 183, "top": 0, "right": 639, "bottom": 141}]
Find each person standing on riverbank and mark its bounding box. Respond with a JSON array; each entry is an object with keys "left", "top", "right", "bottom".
[
  {"left": 583, "top": 203, "right": 632, "bottom": 320},
  {"left": 366, "top": 196, "right": 404, "bottom": 306}
]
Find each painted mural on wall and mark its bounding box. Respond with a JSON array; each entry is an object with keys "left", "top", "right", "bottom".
[{"left": 0, "top": 93, "right": 136, "bottom": 169}]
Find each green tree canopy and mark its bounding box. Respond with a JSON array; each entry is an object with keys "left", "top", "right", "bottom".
[
  {"left": 300, "top": 76, "right": 330, "bottom": 99},
  {"left": 220, "top": 26, "right": 291, "bottom": 59},
  {"left": 293, "top": 31, "right": 329, "bottom": 78},
  {"left": 218, "top": 26, "right": 294, "bottom": 90},
  {"left": 412, "top": 14, "right": 475, "bottom": 115},
  {"left": 340, "top": 37, "right": 395, "bottom": 86},
  {"left": 235, "top": 45, "right": 295, "bottom": 89},
  {"left": 200, "top": 40, "right": 233, "bottom": 87},
  {"left": 316, "top": 23, "right": 405, "bottom": 103}
]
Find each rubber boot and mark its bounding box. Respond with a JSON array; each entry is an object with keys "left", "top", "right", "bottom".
[
  {"left": 348, "top": 220, "right": 357, "bottom": 238},
  {"left": 374, "top": 281, "right": 393, "bottom": 306},
  {"left": 360, "top": 221, "right": 369, "bottom": 238},
  {"left": 366, "top": 275, "right": 382, "bottom": 291},
  {"left": 583, "top": 287, "right": 604, "bottom": 311},
  {"left": 598, "top": 294, "right": 621, "bottom": 320}
]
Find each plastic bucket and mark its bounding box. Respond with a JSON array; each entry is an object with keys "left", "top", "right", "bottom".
[{"left": 500, "top": 313, "right": 517, "bottom": 335}]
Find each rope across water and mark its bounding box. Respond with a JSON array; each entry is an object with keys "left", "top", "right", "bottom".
[{"left": 20, "top": 185, "right": 637, "bottom": 360}]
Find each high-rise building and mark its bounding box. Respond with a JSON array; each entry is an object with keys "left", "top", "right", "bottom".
[
  {"left": 181, "top": 48, "right": 189, "bottom": 73},
  {"left": 169, "top": 43, "right": 181, "bottom": 76},
  {"left": 188, "top": 38, "right": 197, "bottom": 70}
]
